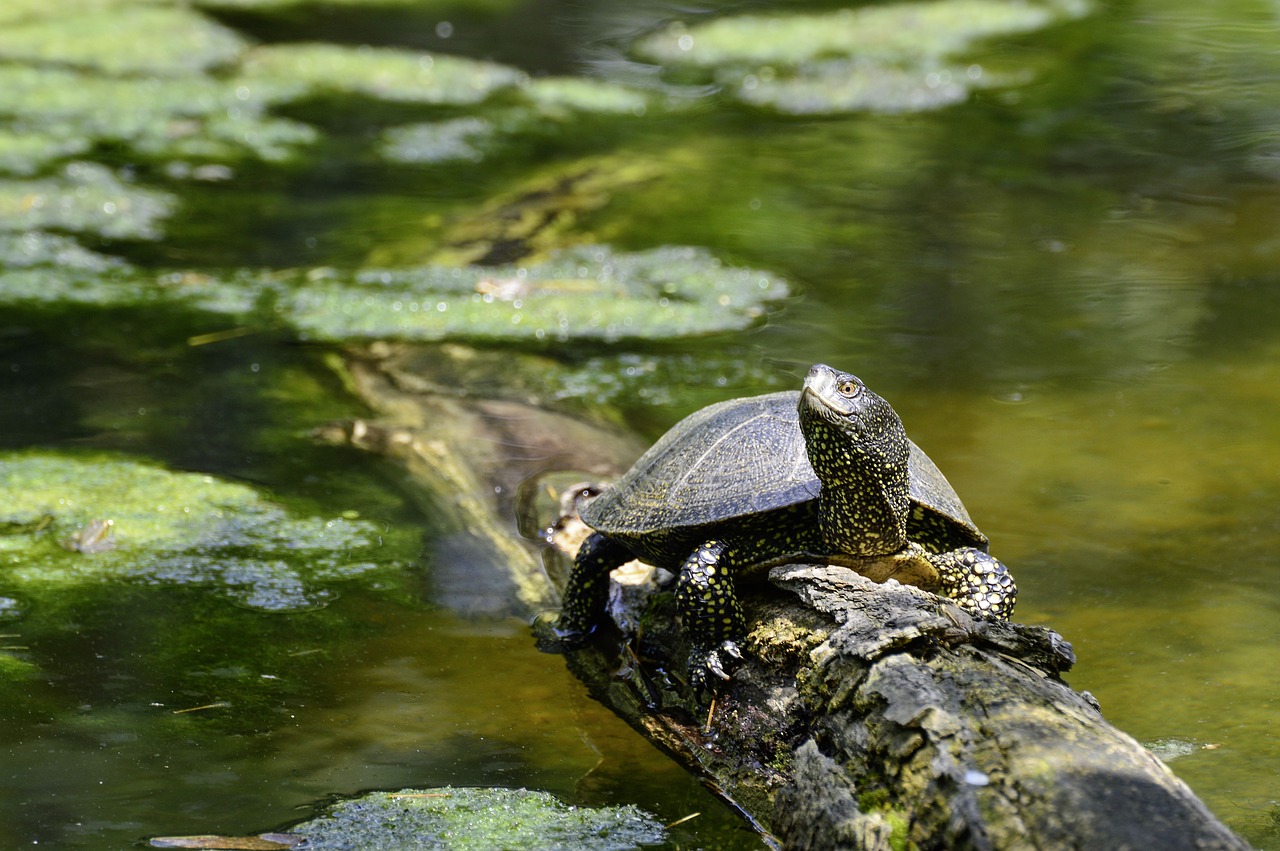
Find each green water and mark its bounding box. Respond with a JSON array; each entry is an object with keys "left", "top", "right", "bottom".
[{"left": 3, "top": 0, "right": 1280, "bottom": 847}]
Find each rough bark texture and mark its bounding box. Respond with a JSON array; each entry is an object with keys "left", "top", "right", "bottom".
[
  {"left": 324, "top": 344, "right": 1251, "bottom": 851},
  {"left": 559, "top": 564, "right": 1249, "bottom": 850}
]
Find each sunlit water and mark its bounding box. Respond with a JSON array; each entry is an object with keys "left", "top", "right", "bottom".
[{"left": 3, "top": 0, "right": 1280, "bottom": 848}]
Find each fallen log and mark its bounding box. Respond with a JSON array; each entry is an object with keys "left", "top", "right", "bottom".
[
  {"left": 322, "top": 344, "right": 1250, "bottom": 850},
  {"left": 555, "top": 559, "right": 1249, "bottom": 850}
]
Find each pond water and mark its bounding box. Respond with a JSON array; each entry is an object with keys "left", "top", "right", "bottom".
[{"left": 2, "top": 0, "right": 1280, "bottom": 848}]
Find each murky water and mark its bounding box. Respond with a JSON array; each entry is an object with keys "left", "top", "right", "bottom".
[{"left": 3, "top": 0, "right": 1280, "bottom": 847}]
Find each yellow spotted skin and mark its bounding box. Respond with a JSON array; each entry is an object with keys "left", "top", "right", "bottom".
[{"left": 556, "top": 364, "right": 1018, "bottom": 690}]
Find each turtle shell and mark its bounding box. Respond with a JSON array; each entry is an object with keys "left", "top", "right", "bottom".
[{"left": 581, "top": 390, "right": 986, "bottom": 550}]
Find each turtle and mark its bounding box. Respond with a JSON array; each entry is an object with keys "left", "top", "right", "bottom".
[{"left": 555, "top": 363, "right": 1017, "bottom": 689}]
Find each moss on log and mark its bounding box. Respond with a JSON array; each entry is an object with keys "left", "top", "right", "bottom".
[{"left": 559, "top": 562, "right": 1249, "bottom": 850}]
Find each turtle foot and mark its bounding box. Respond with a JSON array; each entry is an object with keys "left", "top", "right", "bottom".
[
  {"left": 690, "top": 640, "right": 743, "bottom": 693},
  {"left": 932, "top": 547, "right": 1018, "bottom": 621}
]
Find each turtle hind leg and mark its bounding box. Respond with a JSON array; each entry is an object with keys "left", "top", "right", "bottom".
[
  {"left": 675, "top": 540, "right": 747, "bottom": 692},
  {"left": 556, "top": 532, "right": 632, "bottom": 640},
  {"left": 930, "top": 547, "right": 1018, "bottom": 621}
]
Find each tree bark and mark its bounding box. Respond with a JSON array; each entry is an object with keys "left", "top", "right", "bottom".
[{"left": 556, "top": 559, "right": 1248, "bottom": 850}]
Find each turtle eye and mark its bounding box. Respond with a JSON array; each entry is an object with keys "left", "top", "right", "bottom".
[{"left": 837, "top": 379, "right": 860, "bottom": 398}]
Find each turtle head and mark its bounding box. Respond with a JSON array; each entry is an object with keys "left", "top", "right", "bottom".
[
  {"left": 799, "top": 364, "right": 910, "bottom": 555},
  {"left": 799, "top": 364, "right": 901, "bottom": 443}
]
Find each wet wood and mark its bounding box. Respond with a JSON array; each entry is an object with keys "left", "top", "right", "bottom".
[
  {"left": 561, "top": 564, "right": 1249, "bottom": 850},
  {"left": 324, "top": 345, "right": 1250, "bottom": 851},
  {"left": 313, "top": 342, "right": 643, "bottom": 616}
]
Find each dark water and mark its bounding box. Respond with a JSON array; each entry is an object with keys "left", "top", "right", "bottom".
[{"left": 3, "top": 0, "right": 1280, "bottom": 847}]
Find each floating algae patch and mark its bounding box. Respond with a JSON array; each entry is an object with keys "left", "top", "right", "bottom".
[
  {"left": 0, "top": 162, "right": 176, "bottom": 240},
  {"left": 0, "top": 4, "right": 246, "bottom": 75},
  {"left": 0, "top": 232, "right": 126, "bottom": 272},
  {"left": 0, "top": 1, "right": 646, "bottom": 177},
  {"left": 631, "top": 0, "right": 1090, "bottom": 114},
  {"left": 547, "top": 349, "right": 789, "bottom": 412},
  {"left": 199, "top": 0, "right": 518, "bottom": 8},
  {"left": 284, "top": 786, "right": 666, "bottom": 851},
  {"left": 0, "top": 128, "right": 91, "bottom": 177},
  {"left": 522, "top": 77, "right": 652, "bottom": 116},
  {"left": 0, "top": 64, "right": 316, "bottom": 165},
  {"left": 0, "top": 266, "right": 172, "bottom": 309},
  {"left": 237, "top": 42, "right": 525, "bottom": 106},
  {"left": 0, "top": 242, "right": 787, "bottom": 344},
  {"left": 380, "top": 117, "right": 498, "bottom": 165},
  {"left": 0, "top": 451, "right": 408, "bottom": 613},
  {"left": 379, "top": 79, "right": 652, "bottom": 166},
  {"left": 275, "top": 245, "right": 788, "bottom": 343}
]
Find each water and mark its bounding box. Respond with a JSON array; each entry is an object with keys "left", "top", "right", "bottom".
[{"left": 3, "top": 0, "right": 1280, "bottom": 847}]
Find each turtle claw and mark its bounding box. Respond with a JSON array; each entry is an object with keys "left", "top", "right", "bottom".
[
  {"left": 690, "top": 640, "right": 744, "bottom": 693},
  {"left": 707, "top": 654, "right": 733, "bottom": 682}
]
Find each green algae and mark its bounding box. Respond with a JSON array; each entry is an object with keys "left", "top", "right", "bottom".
[
  {"left": 736, "top": 61, "right": 975, "bottom": 115},
  {"left": 634, "top": 1, "right": 1084, "bottom": 68},
  {"left": 631, "top": 0, "right": 1091, "bottom": 114},
  {"left": 0, "top": 242, "right": 787, "bottom": 344},
  {"left": 0, "top": 129, "right": 90, "bottom": 177},
  {"left": 200, "top": 0, "right": 517, "bottom": 8},
  {"left": 0, "top": 231, "right": 126, "bottom": 271},
  {"left": 549, "top": 349, "right": 788, "bottom": 412},
  {"left": 0, "top": 4, "right": 246, "bottom": 75},
  {"left": 380, "top": 117, "right": 497, "bottom": 165},
  {"left": 238, "top": 42, "right": 525, "bottom": 106},
  {"left": 0, "top": 652, "right": 38, "bottom": 681},
  {"left": 276, "top": 245, "right": 787, "bottom": 343},
  {"left": 287, "top": 786, "right": 665, "bottom": 851},
  {"left": 0, "top": 11, "right": 519, "bottom": 176},
  {"left": 523, "top": 77, "right": 652, "bottom": 117},
  {"left": 0, "top": 64, "right": 317, "bottom": 166},
  {"left": 0, "top": 266, "right": 161, "bottom": 309},
  {"left": 0, "top": 162, "right": 176, "bottom": 240},
  {"left": 0, "top": 451, "right": 407, "bottom": 613},
  {"left": 378, "top": 78, "right": 653, "bottom": 166}
]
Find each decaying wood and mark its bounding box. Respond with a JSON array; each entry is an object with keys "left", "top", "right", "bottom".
[
  {"left": 555, "top": 558, "right": 1248, "bottom": 850},
  {"left": 324, "top": 344, "right": 1250, "bottom": 851}
]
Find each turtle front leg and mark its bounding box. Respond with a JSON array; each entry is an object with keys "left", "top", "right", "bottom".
[
  {"left": 556, "top": 532, "right": 632, "bottom": 640},
  {"left": 930, "top": 547, "right": 1018, "bottom": 621},
  {"left": 675, "top": 540, "right": 746, "bottom": 691}
]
